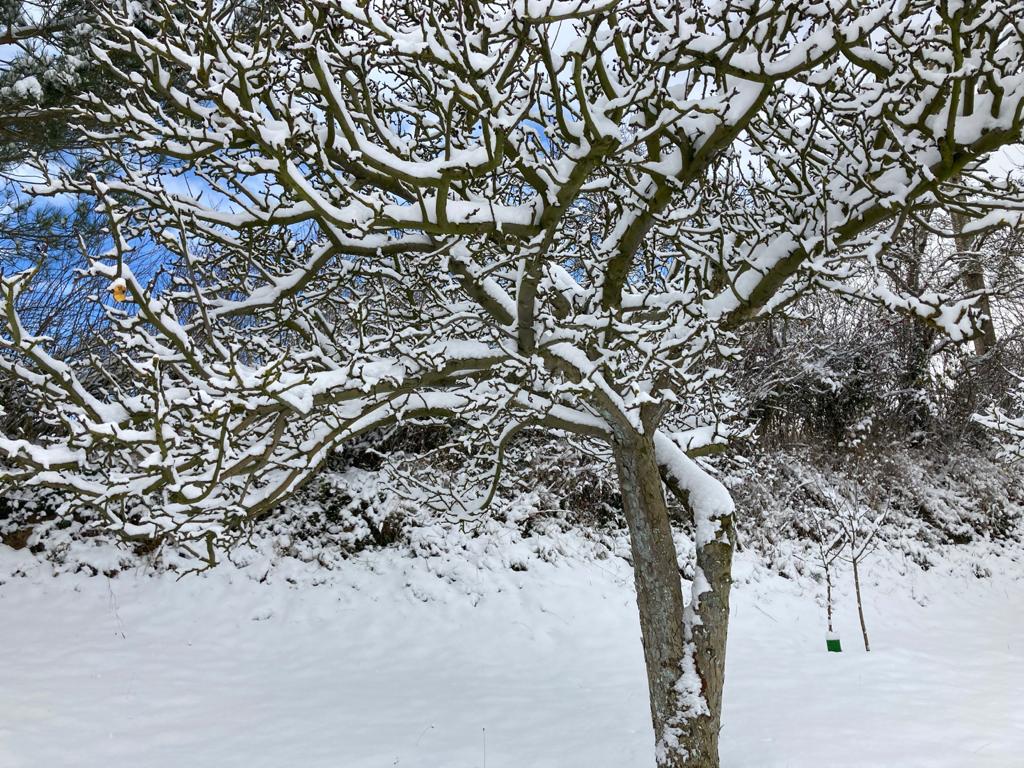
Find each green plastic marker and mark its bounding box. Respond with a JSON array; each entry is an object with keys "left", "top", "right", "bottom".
[{"left": 826, "top": 631, "right": 842, "bottom": 653}]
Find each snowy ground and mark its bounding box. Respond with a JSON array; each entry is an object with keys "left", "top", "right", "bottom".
[{"left": 1, "top": 538, "right": 1022, "bottom": 768}]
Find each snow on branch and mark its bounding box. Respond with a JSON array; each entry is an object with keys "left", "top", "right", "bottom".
[{"left": 1, "top": 0, "right": 1023, "bottom": 545}]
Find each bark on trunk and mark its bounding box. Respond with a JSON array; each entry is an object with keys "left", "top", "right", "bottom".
[
  {"left": 951, "top": 209, "right": 997, "bottom": 357},
  {"left": 853, "top": 557, "right": 870, "bottom": 652},
  {"left": 614, "top": 437, "right": 733, "bottom": 768},
  {"left": 678, "top": 504, "right": 733, "bottom": 766},
  {"left": 615, "top": 438, "right": 686, "bottom": 741},
  {"left": 825, "top": 564, "right": 834, "bottom": 633}
]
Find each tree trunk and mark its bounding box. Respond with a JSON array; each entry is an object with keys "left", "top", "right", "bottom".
[
  {"left": 679, "top": 499, "right": 733, "bottom": 765},
  {"left": 614, "top": 437, "right": 733, "bottom": 768},
  {"left": 951, "top": 209, "right": 997, "bottom": 357},
  {"left": 825, "top": 564, "right": 834, "bottom": 633},
  {"left": 852, "top": 557, "right": 870, "bottom": 652}
]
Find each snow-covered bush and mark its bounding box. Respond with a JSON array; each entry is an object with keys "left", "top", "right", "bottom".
[{"left": 730, "top": 446, "right": 1024, "bottom": 565}]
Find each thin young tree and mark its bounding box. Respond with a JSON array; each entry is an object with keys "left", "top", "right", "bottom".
[
  {"left": 805, "top": 486, "right": 847, "bottom": 646},
  {"left": 828, "top": 484, "right": 887, "bottom": 653},
  {"left": 3, "top": 2, "right": 1024, "bottom": 765}
]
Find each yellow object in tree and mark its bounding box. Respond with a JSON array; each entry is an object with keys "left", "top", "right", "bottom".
[{"left": 110, "top": 279, "right": 129, "bottom": 302}]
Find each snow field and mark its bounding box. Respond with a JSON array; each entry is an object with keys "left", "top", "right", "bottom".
[{"left": 1, "top": 543, "right": 1022, "bottom": 768}]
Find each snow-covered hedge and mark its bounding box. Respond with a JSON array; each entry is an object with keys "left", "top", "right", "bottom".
[
  {"left": 729, "top": 446, "right": 1024, "bottom": 577},
  {"left": 2, "top": 439, "right": 1021, "bottom": 582}
]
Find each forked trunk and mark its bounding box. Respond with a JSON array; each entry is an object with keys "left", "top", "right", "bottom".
[{"left": 614, "top": 437, "right": 734, "bottom": 768}]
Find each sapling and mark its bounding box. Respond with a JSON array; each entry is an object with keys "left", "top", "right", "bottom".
[
  {"left": 831, "top": 484, "right": 887, "bottom": 652},
  {"left": 807, "top": 498, "right": 847, "bottom": 651},
  {"left": 797, "top": 479, "right": 848, "bottom": 651}
]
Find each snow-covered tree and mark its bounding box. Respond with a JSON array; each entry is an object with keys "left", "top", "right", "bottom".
[
  {"left": 0, "top": 0, "right": 142, "bottom": 436},
  {"left": 3, "top": 1, "right": 1024, "bottom": 765},
  {"left": 0, "top": 0, "right": 97, "bottom": 162}
]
